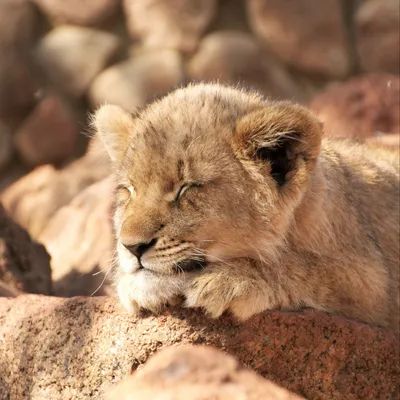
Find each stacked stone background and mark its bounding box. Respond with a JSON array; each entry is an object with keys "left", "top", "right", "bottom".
[{"left": 0, "top": 0, "right": 399, "bottom": 179}]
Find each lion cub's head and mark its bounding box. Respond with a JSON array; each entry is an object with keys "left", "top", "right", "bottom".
[{"left": 94, "top": 84, "right": 322, "bottom": 284}]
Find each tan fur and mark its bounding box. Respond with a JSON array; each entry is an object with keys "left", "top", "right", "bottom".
[{"left": 94, "top": 83, "right": 399, "bottom": 330}]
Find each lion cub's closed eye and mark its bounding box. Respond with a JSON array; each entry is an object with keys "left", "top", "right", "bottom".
[{"left": 94, "top": 83, "right": 399, "bottom": 330}]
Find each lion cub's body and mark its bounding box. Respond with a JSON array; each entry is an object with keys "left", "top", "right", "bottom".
[
  {"left": 277, "top": 139, "right": 399, "bottom": 329},
  {"left": 94, "top": 84, "right": 399, "bottom": 330}
]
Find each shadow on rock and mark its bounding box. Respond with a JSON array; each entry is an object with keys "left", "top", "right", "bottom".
[
  {"left": 53, "top": 264, "right": 115, "bottom": 297},
  {"left": 1, "top": 295, "right": 398, "bottom": 399}
]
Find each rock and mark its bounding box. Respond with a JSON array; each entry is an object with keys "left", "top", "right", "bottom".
[
  {"left": 211, "top": 0, "right": 250, "bottom": 32},
  {"left": 1, "top": 138, "right": 111, "bottom": 238},
  {"left": 0, "top": 205, "right": 51, "bottom": 295},
  {"left": 123, "top": 0, "right": 217, "bottom": 53},
  {"left": 106, "top": 346, "right": 303, "bottom": 400},
  {"left": 0, "top": 122, "right": 13, "bottom": 173},
  {"left": 0, "top": 0, "right": 40, "bottom": 49},
  {"left": 0, "top": 295, "right": 398, "bottom": 399},
  {"left": 0, "top": 0, "right": 42, "bottom": 125},
  {"left": 39, "top": 177, "right": 115, "bottom": 297},
  {"left": 355, "top": 0, "right": 400, "bottom": 74},
  {"left": 309, "top": 74, "right": 400, "bottom": 139},
  {"left": 14, "top": 95, "right": 79, "bottom": 167},
  {"left": 36, "top": 26, "right": 120, "bottom": 97},
  {"left": 89, "top": 50, "right": 184, "bottom": 112},
  {"left": 0, "top": 282, "right": 19, "bottom": 297},
  {"left": 1, "top": 166, "right": 58, "bottom": 237},
  {"left": 247, "top": 0, "right": 351, "bottom": 78},
  {"left": 187, "top": 31, "right": 304, "bottom": 101},
  {"left": 0, "top": 163, "right": 29, "bottom": 196},
  {"left": 31, "top": 0, "right": 120, "bottom": 27}
]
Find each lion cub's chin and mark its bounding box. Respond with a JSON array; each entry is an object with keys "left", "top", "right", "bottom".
[{"left": 117, "top": 271, "right": 188, "bottom": 314}]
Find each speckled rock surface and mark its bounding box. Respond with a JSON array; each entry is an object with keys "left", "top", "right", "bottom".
[
  {"left": 106, "top": 345, "right": 303, "bottom": 399},
  {"left": 0, "top": 205, "right": 51, "bottom": 295},
  {"left": 0, "top": 295, "right": 398, "bottom": 399}
]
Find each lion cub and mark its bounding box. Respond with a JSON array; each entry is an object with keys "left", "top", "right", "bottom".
[{"left": 94, "top": 83, "right": 399, "bottom": 330}]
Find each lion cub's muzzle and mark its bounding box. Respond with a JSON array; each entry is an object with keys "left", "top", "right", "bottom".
[
  {"left": 122, "top": 238, "right": 205, "bottom": 274},
  {"left": 123, "top": 238, "right": 158, "bottom": 262}
]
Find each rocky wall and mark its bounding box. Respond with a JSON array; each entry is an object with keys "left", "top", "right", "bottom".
[{"left": 0, "top": 0, "right": 399, "bottom": 177}]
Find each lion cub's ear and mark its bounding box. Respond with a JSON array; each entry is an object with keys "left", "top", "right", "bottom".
[
  {"left": 234, "top": 102, "right": 323, "bottom": 187},
  {"left": 92, "top": 105, "right": 135, "bottom": 163}
]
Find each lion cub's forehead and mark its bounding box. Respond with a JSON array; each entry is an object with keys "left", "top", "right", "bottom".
[
  {"left": 117, "top": 85, "right": 265, "bottom": 187},
  {"left": 121, "top": 125, "right": 228, "bottom": 189},
  {"left": 137, "top": 84, "right": 265, "bottom": 139},
  {"left": 119, "top": 120, "right": 226, "bottom": 190}
]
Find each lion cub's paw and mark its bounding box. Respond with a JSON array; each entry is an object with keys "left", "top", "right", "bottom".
[
  {"left": 184, "top": 269, "right": 251, "bottom": 319},
  {"left": 116, "top": 272, "right": 186, "bottom": 315},
  {"left": 116, "top": 274, "right": 163, "bottom": 315},
  {"left": 116, "top": 275, "right": 141, "bottom": 314}
]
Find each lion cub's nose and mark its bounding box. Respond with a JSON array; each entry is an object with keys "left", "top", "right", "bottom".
[{"left": 123, "top": 238, "right": 157, "bottom": 259}]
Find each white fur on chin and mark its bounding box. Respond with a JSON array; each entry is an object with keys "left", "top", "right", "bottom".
[{"left": 117, "top": 270, "right": 186, "bottom": 314}]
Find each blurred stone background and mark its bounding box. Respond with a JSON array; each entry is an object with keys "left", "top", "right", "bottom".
[{"left": 0, "top": 0, "right": 399, "bottom": 297}]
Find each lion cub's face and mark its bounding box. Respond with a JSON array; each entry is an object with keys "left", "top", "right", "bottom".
[{"left": 94, "top": 84, "right": 322, "bottom": 301}]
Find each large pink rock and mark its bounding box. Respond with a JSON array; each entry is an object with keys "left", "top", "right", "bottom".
[
  {"left": 106, "top": 346, "right": 303, "bottom": 399},
  {"left": 0, "top": 295, "right": 398, "bottom": 399}
]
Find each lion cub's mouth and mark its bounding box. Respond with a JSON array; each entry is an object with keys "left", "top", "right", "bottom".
[{"left": 173, "top": 258, "right": 206, "bottom": 273}]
